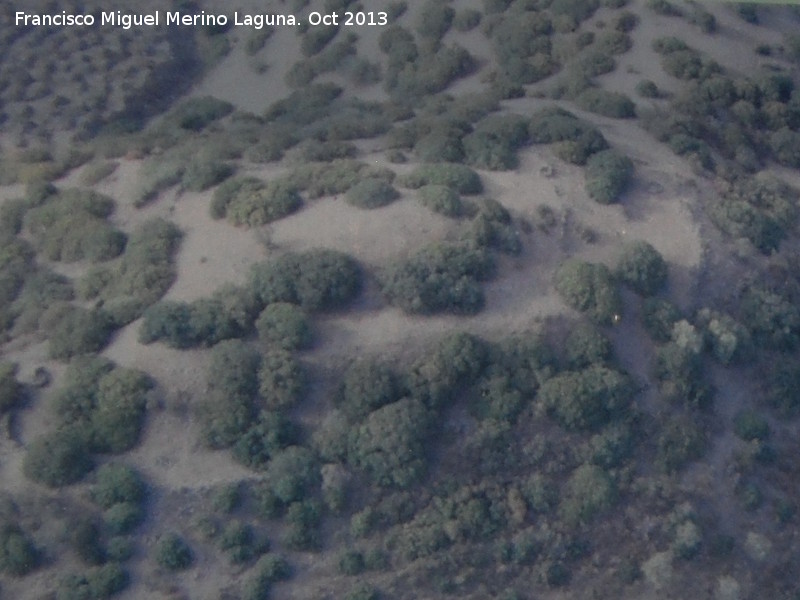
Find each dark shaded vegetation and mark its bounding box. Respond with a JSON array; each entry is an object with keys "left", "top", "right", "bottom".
[
  {"left": 616, "top": 241, "right": 668, "bottom": 296},
  {"left": 380, "top": 243, "right": 494, "bottom": 315},
  {"left": 211, "top": 176, "right": 302, "bottom": 226},
  {"left": 585, "top": 150, "right": 634, "bottom": 204},
  {"left": 399, "top": 163, "right": 483, "bottom": 194},
  {"left": 79, "top": 218, "right": 182, "bottom": 326},
  {"left": 23, "top": 188, "right": 125, "bottom": 263},
  {"left": 555, "top": 259, "right": 621, "bottom": 324},
  {"left": 528, "top": 107, "right": 609, "bottom": 165},
  {"left": 346, "top": 178, "right": 400, "bottom": 209}
]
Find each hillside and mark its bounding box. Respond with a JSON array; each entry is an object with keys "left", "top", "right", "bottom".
[{"left": 1, "top": 1, "right": 800, "bottom": 599}]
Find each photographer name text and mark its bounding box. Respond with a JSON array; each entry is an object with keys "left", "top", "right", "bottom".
[{"left": 15, "top": 10, "right": 389, "bottom": 30}]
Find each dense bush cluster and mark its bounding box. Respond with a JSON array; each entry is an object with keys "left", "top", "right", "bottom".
[
  {"left": 46, "top": 305, "right": 115, "bottom": 359},
  {"left": 487, "top": 12, "right": 558, "bottom": 87},
  {"left": 54, "top": 358, "right": 153, "bottom": 454},
  {"left": 288, "top": 159, "right": 395, "bottom": 198},
  {"left": 250, "top": 249, "right": 362, "bottom": 311},
  {"left": 616, "top": 241, "right": 668, "bottom": 296},
  {"left": 417, "top": 185, "right": 463, "bottom": 217},
  {"left": 710, "top": 175, "right": 797, "bottom": 253},
  {"left": 211, "top": 176, "right": 302, "bottom": 226},
  {"left": 345, "top": 178, "right": 400, "bottom": 209},
  {"left": 528, "top": 107, "right": 609, "bottom": 165},
  {"left": 79, "top": 218, "right": 182, "bottom": 326},
  {"left": 0, "top": 362, "right": 23, "bottom": 413},
  {"left": 576, "top": 88, "right": 636, "bottom": 118},
  {"left": 399, "top": 163, "right": 483, "bottom": 194},
  {"left": 381, "top": 242, "right": 494, "bottom": 315},
  {"left": 538, "top": 366, "right": 633, "bottom": 431},
  {"left": 92, "top": 463, "right": 147, "bottom": 535},
  {"left": 585, "top": 150, "right": 634, "bottom": 204},
  {"left": 24, "top": 188, "right": 125, "bottom": 263},
  {"left": 139, "top": 285, "right": 258, "bottom": 349},
  {"left": 555, "top": 259, "right": 621, "bottom": 324}
]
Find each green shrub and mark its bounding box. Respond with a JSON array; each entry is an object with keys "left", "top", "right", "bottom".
[
  {"left": 338, "top": 549, "right": 366, "bottom": 575},
  {"left": 288, "top": 159, "right": 394, "bottom": 198},
  {"left": 576, "top": 88, "right": 636, "bottom": 118},
  {"left": 92, "top": 463, "right": 146, "bottom": 509},
  {"left": 284, "top": 500, "right": 322, "bottom": 551},
  {"left": 249, "top": 249, "right": 362, "bottom": 311},
  {"left": 52, "top": 360, "right": 152, "bottom": 454},
  {"left": 212, "top": 176, "right": 302, "bottom": 226},
  {"left": 770, "top": 127, "right": 800, "bottom": 168},
  {"left": 381, "top": 242, "right": 493, "bottom": 315},
  {"left": 565, "top": 325, "right": 613, "bottom": 369},
  {"left": 399, "top": 163, "right": 483, "bottom": 194},
  {"left": 24, "top": 430, "right": 93, "bottom": 487},
  {"left": 416, "top": 2, "right": 454, "bottom": 41},
  {"left": 636, "top": 79, "right": 661, "bottom": 98},
  {"left": 585, "top": 149, "right": 634, "bottom": 204},
  {"left": 346, "top": 178, "right": 400, "bottom": 209},
  {"left": 596, "top": 31, "right": 633, "bottom": 55},
  {"left": 258, "top": 349, "right": 305, "bottom": 409},
  {"left": 454, "top": 9, "right": 481, "bottom": 31},
  {"left": 735, "top": 3, "right": 758, "bottom": 24},
  {"left": 528, "top": 108, "right": 609, "bottom": 165},
  {"left": 0, "top": 524, "right": 39, "bottom": 576},
  {"left": 741, "top": 286, "right": 800, "bottom": 350},
  {"left": 560, "top": 464, "right": 615, "bottom": 525},
  {"left": 642, "top": 298, "right": 681, "bottom": 342},
  {"left": 24, "top": 189, "right": 126, "bottom": 263},
  {"left": 417, "top": 185, "right": 463, "bottom": 217},
  {"left": 256, "top": 303, "right": 312, "bottom": 350},
  {"left": 242, "top": 554, "right": 292, "bottom": 600},
  {"left": 46, "top": 306, "right": 114, "bottom": 360},
  {"left": 348, "top": 398, "right": 431, "bottom": 488},
  {"left": 219, "top": 521, "right": 265, "bottom": 564},
  {"left": 181, "top": 159, "right": 233, "bottom": 192},
  {"left": 555, "top": 259, "right": 621, "bottom": 324},
  {"left": 300, "top": 23, "right": 340, "bottom": 57},
  {"left": 647, "top": 0, "right": 682, "bottom": 16},
  {"left": 155, "top": 533, "right": 193, "bottom": 571},
  {"left": 103, "top": 502, "right": 145, "bottom": 535},
  {"left": 337, "top": 360, "right": 402, "bottom": 421},
  {"left": 710, "top": 175, "right": 797, "bottom": 253},
  {"left": 590, "top": 423, "right": 635, "bottom": 468},
  {"left": 171, "top": 96, "right": 233, "bottom": 131},
  {"left": 766, "top": 358, "right": 800, "bottom": 417},
  {"left": 695, "top": 308, "right": 751, "bottom": 365},
  {"left": 200, "top": 341, "right": 260, "bottom": 449},
  {"left": 0, "top": 362, "right": 22, "bottom": 413},
  {"left": 139, "top": 286, "right": 258, "bottom": 349},
  {"left": 79, "top": 218, "right": 182, "bottom": 325},
  {"left": 266, "top": 446, "right": 321, "bottom": 505},
  {"left": 551, "top": 0, "right": 599, "bottom": 22},
  {"left": 538, "top": 366, "right": 633, "bottom": 431},
  {"left": 232, "top": 411, "right": 298, "bottom": 470},
  {"left": 254, "top": 553, "right": 292, "bottom": 582},
  {"left": 57, "top": 563, "right": 129, "bottom": 600},
  {"left": 616, "top": 241, "right": 667, "bottom": 295},
  {"left": 657, "top": 417, "right": 706, "bottom": 472},
  {"left": 733, "top": 410, "right": 770, "bottom": 441},
  {"left": 69, "top": 519, "right": 105, "bottom": 566}
]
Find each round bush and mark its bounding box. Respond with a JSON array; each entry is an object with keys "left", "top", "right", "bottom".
[
  {"left": 156, "top": 533, "right": 194, "bottom": 571},
  {"left": 585, "top": 150, "right": 634, "bottom": 204},
  {"left": 23, "top": 430, "right": 93, "bottom": 487},
  {"left": 346, "top": 178, "right": 400, "bottom": 209},
  {"left": 616, "top": 240, "right": 667, "bottom": 296}
]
